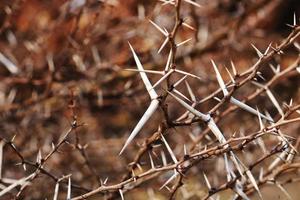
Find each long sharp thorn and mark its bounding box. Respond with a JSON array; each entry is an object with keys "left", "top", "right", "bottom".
[
  {"left": 230, "top": 97, "right": 273, "bottom": 122},
  {"left": 264, "top": 43, "right": 272, "bottom": 55},
  {"left": 128, "top": 42, "right": 158, "bottom": 99},
  {"left": 161, "top": 150, "right": 167, "bottom": 166},
  {"left": 251, "top": 44, "right": 263, "bottom": 58},
  {"left": 149, "top": 20, "right": 168, "bottom": 36},
  {"left": 173, "top": 89, "right": 192, "bottom": 103},
  {"left": 67, "top": 177, "right": 71, "bottom": 200},
  {"left": 161, "top": 134, "right": 178, "bottom": 163},
  {"left": 246, "top": 169, "right": 262, "bottom": 198},
  {"left": 124, "top": 68, "right": 164, "bottom": 75},
  {"left": 276, "top": 183, "right": 292, "bottom": 200},
  {"left": 149, "top": 152, "right": 155, "bottom": 169},
  {"left": 0, "top": 52, "right": 19, "bottom": 74},
  {"left": 268, "top": 64, "right": 277, "bottom": 74},
  {"left": 259, "top": 168, "right": 264, "bottom": 181},
  {"left": 230, "top": 60, "right": 237, "bottom": 76},
  {"left": 119, "top": 189, "right": 124, "bottom": 200},
  {"left": 183, "top": 144, "right": 187, "bottom": 156},
  {"left": 173, "top": 75, "right": 188, "bottom": 88},
  {"left": 293, "top": 12, "right": 297, "bottom": 26},
  {"left": 265, "top": 89, "right": 284, "bottom": 117},
  {"left": 176, "top": 38, "right": 192, "bottom": 47},
  {"left": 182, "top": 22, "right": 195, "bottom": 31},
  {"left": 224, "top": 153, "right": 232, "bottom": 181},
  {"left": 225, "top": 67, "right": 235, "bottom": 83},
  {"left": 167, "top": 90, "right": 210, "bottom": 121},
  {"left": 184, "top": 0, "right": 201, "bottom": 8},
  {"left": 234, "top": 181, "right": 250, "bottom": 200},
  {"left": 158, "top": 37, "right": 169, "bottom": 54},
  {"left": 160, "top": 170, "right": 178, "bottom": 190},
  {"left": 174, "top": 69, "right": 202, "bottom": 80},
  {"left": 53, "top": 182, "right": 59, "bottom": 200},
  {"left": 211, "top": 60, "right": 228, "bottom": 96},
  {"left": 203, "top": 173, "right": 211, "bottom": 189},
  {"left": 256, "top": 107, "right": 264, "bottom": 131},
  {"left": 119, "top": 99, "right": 159, "bottom": 155},
  {"left": 229, "top": 152, "right": 244, "bottom": 180},
  {"left": 165, "top": 50, "right": 173, "bottom": 71},
  {"left": 151, "top": 69, "right": 173, "bottom": 90},
  {"left": 185, "top": 81, "right": 196, "bottom": 102}
]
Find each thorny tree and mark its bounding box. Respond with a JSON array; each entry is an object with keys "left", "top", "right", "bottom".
[{"left": 0, "top": 0, "right": 300, "bottom": 200}]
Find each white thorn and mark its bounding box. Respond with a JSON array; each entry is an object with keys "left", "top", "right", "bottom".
[
  {"left": 119, "top": 99, "right": 159, "bottom": 155},
  {"left": 211, "top": 60, "right": 229, "bottom": 96},
  {"left": 149, "top": 20, "right": 168, "bottom": 36},
  {"left": 161, "top": 134, "right": 178, "bottom": 163}
]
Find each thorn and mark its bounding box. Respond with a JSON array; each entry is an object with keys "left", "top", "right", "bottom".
[
  {"left": 259, "top": 167, "right": 264, "bottom": 181},
  {"left": 183, "top": 144, "right": 188, "bottom": 156},
  {"left": 276, "top": 182, "right": 292, "bottom": 200},
  {"left": 229, "top": 97, "right": 273, "bottom": 122},
  {"left": 213, "top": 96, "right": 221, "bottom": 102},
  {"left": 289, "top": 98, "right": 293, "bottom": 107},
  {"left": 67, "top": 177, "right": 71, "bottom": 200},
  {"left": 119, "top": 99, "right": 159, "bottom": 155},
  {"left": 22, "top": 163, "right": 26, "bottom": 171},
  {"left": 225, "top": 67, "right": 235, "bottom": 83},
  {"left": 160, "top": 170, "right": 178, "bottom": 190},
  {"left": 203, "top": 173, "right": 211, "bottom": 189},
  {"left": 251, "top": 43, "right": 264, "bottom": 58},
  {"left": 176, "top": 38, "right": 192, "bottom": 47},
  {"left": 11, "top": 134, "right": 17, "bottom": 142},
  {"left": 234, "top": 180, "right": 251, "bottom": 200},
  {"left": 151, "top": 69, "right": 174, "bottom": 90},
  {"left": 158, "top": 37, "right": 169, "bottom": 54},
  {"left": 161, "top": 134, "right": 178, "bottom": 163},
  {"left": 0, "top": 52, "right": 19, "bottom": 74},
  {"left": 185, "top": 80, "right": 196, "bottom": 102},
  {"left": 264, "top": 43, "right": 272, "bottom": 55},
  {"left": 149, "top": 20, "right": 168, "bottom": 36},
  {"left": 173, "top": 75, "right": 188, "bottom": 88},
  {"left": 167, "top": 90, "right": 210, "bottom": 121},
  {"left": 230, "top": 60, "right": 237, "bottom": 76},
  {"left": 246, "top": 169, "right": 262, "bottom": 199},
  {"left": 256, "top": 107, "right": 264, "bottom": 131},
  {"left": 165, "top": 50, "right": 173, "bottom": 71},
  {"left": 173, "top": 89, "right": 192, "bottom": 103},
  {"left": 184, "top": 0, "right": 201, "bottom": 8},
  {"left": 148, "top": 152, "right": 155, "bottom": 169},
  {"left": 119, "top": 189, "right": 124, "bottom": 200},
  {"left": 103, "top": 177, "right": 108, "bottom": 185},
  {"left": 182, "top": 22, "right": 195, "bottom": 31},
  {"left": 124, "top": 68, "right": 164, "bottom": 75},
  {"left": 53, "top": 182, "right": 60, "bottom": 200},
  {"left": 36, "top": 149, "right": 42, "bottom": 164},
  {"left": 174, "top": 69, "right": 202, "bottom": 80},
  {"left": 224, "top": 153, "right": 232, "bottom": 182},
  {"left": 128, "top": 42, "right": 158, "bottom": 99},
  {"left": 211, "top": 60, "right": 229, "bottom": 96},
  {"left": 161, "top": 150, "right": 167, "bottom": 166}
]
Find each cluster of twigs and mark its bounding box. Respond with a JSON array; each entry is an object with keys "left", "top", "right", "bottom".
[{"left": 0, "top": 0, "right": 300, "bottom": 199}]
